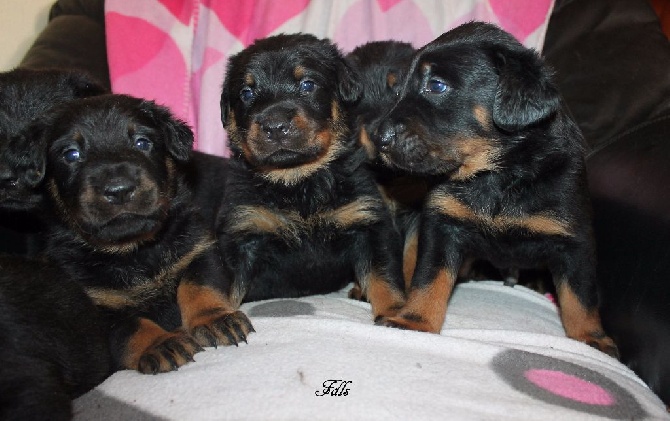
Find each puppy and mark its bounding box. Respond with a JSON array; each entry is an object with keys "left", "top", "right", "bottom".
[
  {"left": 31, "top": 94, "right": 253, "bottom": 374},
  {"left": 344, "top": 40, "right": 426, "bottom": 291},
  {"left": 219, "top": 33, "right": 405, "bottom": 319},
  {"left": 0, "top": 255, "right": 111, "bottom": 421},
  {"left": 345, "top": 41, "right": 415, "bottom": 162},
  {"left": 0, "top": 68, "right": 106, "bottom": 255},
  {"left": 372, "top": 22, "right": 618, "bottom": 358}
]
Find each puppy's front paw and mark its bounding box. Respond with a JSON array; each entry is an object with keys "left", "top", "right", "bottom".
[
  {"left": 189, "top": 310, "right": 255, "bottom": 347},
  {"left": 375, "top": 313, "right": 440, "bottom": 333},
  {"left": 348, "top": 284, "right": 367, "bottom": 301},
  {"left": 136, "top": 330, "right": 204, "bottom": 374},
  {"left": 372, "top": 302, "right": 405, "bottom": 320},
  {"left": 579, "top": 331, "right": 620, "bottom": 360}
]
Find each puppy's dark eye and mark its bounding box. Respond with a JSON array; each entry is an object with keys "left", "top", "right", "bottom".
[
  {"left": 425, "top": 78, "right": 449, "bottom": 94},
  {"left": 134, "top": 136, "right": 152, "bottom": 152},
  {"left": 299, "top": 79, "right": 316, "bottom": 93},
  {"left": 240, "top": 87, "right": 254, "bottom": 102},
  {"left": 63, "top": 148, "right": 81, "bottom": 163}
]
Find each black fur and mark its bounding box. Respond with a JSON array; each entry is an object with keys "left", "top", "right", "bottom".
[
  {"left": 344, "top": 40, "right": 424, "bottom": 205},
  {"left": 372, "top": 22, "right": 618, "bottom": 358},
  {"left": 0, "top": 255, "right": 111, "bottom": 421},
  {"left": 219, "top": 34, "right": 405, "bottom": 318},
  {"left": 0, "top": 68, "right": 106, "bottom": 255},
  {"left": 32, "top": 94, "right": 253, "bottom": 374},
  {"left": 344, "top": 40, "right": 426, "bottom": 291}
]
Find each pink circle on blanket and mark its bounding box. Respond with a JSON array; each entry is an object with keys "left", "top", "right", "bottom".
[
  {"left": 213, "top": 0, "right": 310, "bottom": 46},
  {"left": 524, "top": 369, "right": 615, "bottom": 406},
  {"left": 488, "top": 0, "right": 553, "bottom": 42}
]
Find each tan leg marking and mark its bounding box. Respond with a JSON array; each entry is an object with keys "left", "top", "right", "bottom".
[
  {"left": 365, "top": 270, "right": 406, "bottom": 319},
  {"left": 380, "top": 268, "right": 455, "bottom": 333},
  {"left": 402, "top": 230, "right": 419, "bottom": 291},
  {"left": 557, "top": 282, "right": 619, "bottom": 358}
]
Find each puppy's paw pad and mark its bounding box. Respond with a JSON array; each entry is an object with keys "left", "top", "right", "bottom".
[
  {"left": 137, "top": 331, "right": 203, "bottom": 374},
  {"left": 375, "top": 316, "right": 406, "bottom": 329},
  {"left": 373, "top": 302, "right": 405, "bottom": 319},
  {"left": 375, "top": 314, "right": 438, "bottom": 333},
  {"left": 348, "top": 284, "right": 367, "bottom": 301},
  {"left": 190, "top": 310, "right": 255, "bottom": 348},
  {"left": 586, "top": 335, "right": 620, "bottom": 360}
]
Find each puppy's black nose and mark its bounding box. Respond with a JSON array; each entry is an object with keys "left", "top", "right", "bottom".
[
  {"left": 0, "top": 167, "right": 18, "bottom": 189},
  {"left": 376, "top": 121, "right": 402, "bottom": 148},
  {"left": 258, "top": 116, "right": 290, "bottom": 141},
  {"left": 103, "top": 179, "right": 136, "bottom": 204}
]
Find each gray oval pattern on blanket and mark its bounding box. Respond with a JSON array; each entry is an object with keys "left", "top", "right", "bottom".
[
  {"left": 248, "top": 300, "right": 316, "bottom": 317},
  {"left": 491, "top": 349, "right": 646, "bottom": 419}
]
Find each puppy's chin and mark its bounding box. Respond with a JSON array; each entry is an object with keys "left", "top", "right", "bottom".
[
  {"left": 0, "top": 192, "right": 43, "bottom": 211},
  {"left": 78, "top": 214, "right": 165, "bottom": 252},
  {"left": 256, "top": 147, "right": 322, "bottom": 169},
  {"left": 379, "top": 149, "right": 459, "bottom": 176}
]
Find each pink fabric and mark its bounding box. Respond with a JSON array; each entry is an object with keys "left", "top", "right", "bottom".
[
  {"left": 105, "top": 0, "right": 555, "bottom": 156},
  {"left": 524, "top": 369, "right": 617, "bottom": 406}
]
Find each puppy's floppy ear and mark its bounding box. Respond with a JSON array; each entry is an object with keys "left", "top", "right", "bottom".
[
  {"left": 491, "top": 48, "right": 560, "bottom": 132},
  {"left": 337, "top": 60, "right": 363, "bottom": 103},
  {"left": 141, "top": 101, "right": 194, "bottom": 162},
  {"left": 165, "top": 118, "right": 194, "bottom": 162}
]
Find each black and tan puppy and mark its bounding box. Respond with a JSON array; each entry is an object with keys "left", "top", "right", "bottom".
[
  {"left": 0, "top": 255, "right": 110, "bottom": 421},
  {"left": 372, "top": 22, "right": 618, "bottom": 358},
  {"left": 0, "top": 68, "right": 106, "bottom": 255},
  {"left": 345, "top": 40, "right": 415, "bottom": 163},
  {"left": 30, "top": 94, "right": 253, "bottom": 374},
  {"left": 344, "top": 40, "right": 426, "bottom": 290},
  {"left": 219, "top": 33, "right": 405, "bottom": 318}
]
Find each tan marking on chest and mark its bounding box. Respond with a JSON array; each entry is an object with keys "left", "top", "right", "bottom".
[
  {"left": 316, "top": 197, "right": 381, "bottom": 228},
  {"left": 85, "top": 236, "right": 216, "bottom": 309},
  {"left": 428, "top": 192, "right": 573, "bottom": 237},
  {"left": 450, "top": 137, "right": 501, "bottom": 181},
  {"left": 229, "top": 196, "right": 382, "bottom": 242}
]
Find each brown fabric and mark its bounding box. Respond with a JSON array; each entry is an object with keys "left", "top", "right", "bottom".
[
  {"left": 650, "top": 0, "right": 670, "bottom": 37},
  {"left": 543, "top": 0, "right": 670, "bottom": 150},
  {"left": 49, "top": 0, "right": 105, "bottom": 23},
  {"left": 19, "top": 0, "right": 109, "bottom": 89}
]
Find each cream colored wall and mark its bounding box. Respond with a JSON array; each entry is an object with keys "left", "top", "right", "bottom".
[{"left": 0, "top": 0, "right": 56, "bottom": 71}]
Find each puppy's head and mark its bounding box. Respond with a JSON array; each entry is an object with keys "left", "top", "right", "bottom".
[
  {"left": 0, "top": 68, "right": 106, "bottom": 210},
  {"left": 374, "top": 22, "right": 561, "bottom": 180},
  {"left": 221, "top": 33, "right": 362, "bottom": 186},
  {"left": 41, "top": 94, "right": 193, "bottom": 251},
  {"left": 345, "top": 41, "right": 415, "bottom": 160}
]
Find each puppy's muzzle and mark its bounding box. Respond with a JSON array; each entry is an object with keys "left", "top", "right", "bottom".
[
  {"left": 249, "top": 105, "right": 322, "bottom": 167},
  {"left": 81, "top": 162, "right": 160, "bottom": 223}
]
